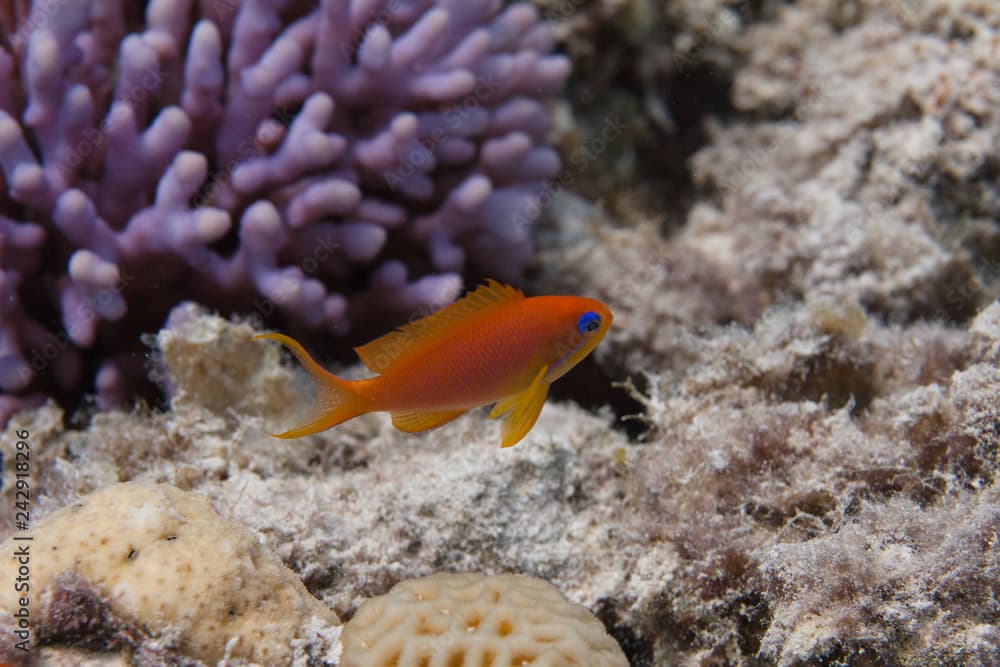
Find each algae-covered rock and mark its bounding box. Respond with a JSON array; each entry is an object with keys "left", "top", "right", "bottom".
[{"left": 2, "top": 1, "right": 1000, "bottom": 665}]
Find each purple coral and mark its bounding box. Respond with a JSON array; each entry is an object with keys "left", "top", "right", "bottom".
[{"left": 0, "top": 0, "right": 569, "bottom": 420}]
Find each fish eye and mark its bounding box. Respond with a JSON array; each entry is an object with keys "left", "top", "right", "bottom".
[{"left": 577, "top": 311, "right": 601, "bottom": 335}]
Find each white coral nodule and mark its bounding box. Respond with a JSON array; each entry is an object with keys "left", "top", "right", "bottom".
[{"left": 341, "top": 572, "right": 628, "bottom": 667}]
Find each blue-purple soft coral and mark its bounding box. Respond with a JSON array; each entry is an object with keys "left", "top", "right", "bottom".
[{"left": 0, "top": 0, "right": 569, "bottom": 421}]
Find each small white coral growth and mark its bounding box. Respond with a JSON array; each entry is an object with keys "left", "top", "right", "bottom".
[
  {"left": 341, "top": 572, "right": 628, "bottom": 667},
  {"left": 0, "top": 482, "right": 339, "bottom": 664}
]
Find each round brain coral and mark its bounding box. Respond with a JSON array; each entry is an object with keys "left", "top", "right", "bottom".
[
  {"left": 0, "top": 482, "right": 338, "bottom": 664},
  {"left": 0, "top": 0, "right": 569, "bottom": 422},
  {"left": 341, "top": 572, "right": 628, "bottom": 667}
]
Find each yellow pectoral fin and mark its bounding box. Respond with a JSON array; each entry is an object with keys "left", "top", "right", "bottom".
[
  {"left": 490, "top": 365, "right": 550, "bottom": 448},
  {"left": 391, "top": 409, "right": 468, "bottom": 433}
]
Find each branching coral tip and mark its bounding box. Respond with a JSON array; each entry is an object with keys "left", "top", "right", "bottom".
[{"left": 254, "top": 280, "right": 613, "bottom": 447}]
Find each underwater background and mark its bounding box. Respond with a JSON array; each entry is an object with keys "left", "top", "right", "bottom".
[{"left": 2, "top": 0, "right": 999, "bottom": 665}]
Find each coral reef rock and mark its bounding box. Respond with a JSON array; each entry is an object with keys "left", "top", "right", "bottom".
[
  {"left": 0, "top": 482, "right": 340, "bottom": 665},
  {"left": 529, "top": 2, "right": 1000, "bottom": 664},
  {"left": 2, "top": 290, "right": 999, "bottom": 665},
  {"left": 2, "top": 1, "right": 1000, "bottom": 666}
]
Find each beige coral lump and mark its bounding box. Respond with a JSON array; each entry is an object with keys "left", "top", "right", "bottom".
[
  {"left": 0, "top": 482, "right": 339, "bottom": 664},
  {"left": 341, "top": 572, "right": 628, "bottom": 667}
]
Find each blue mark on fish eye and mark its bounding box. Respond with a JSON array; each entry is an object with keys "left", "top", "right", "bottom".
[{"left": 577, "top": 311, "right": 601, "bottom": 335}]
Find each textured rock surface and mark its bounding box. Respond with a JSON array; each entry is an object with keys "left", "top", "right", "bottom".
[
  {"left": 1, "top": 1, "right": 999, "bottom": 666},
  {"left": 2, "top": 296, "right": 997, "bottom": 665},
  {"left": 0, "top": 482, "right": 340, "bottom": 665},
  {"left": 531, "top": 1, "right": 1000, "bottom": 663}
]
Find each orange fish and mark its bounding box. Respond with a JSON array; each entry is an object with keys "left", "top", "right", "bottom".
[{"left": 254, "top": 280, "right": 613, "bottom": 447}]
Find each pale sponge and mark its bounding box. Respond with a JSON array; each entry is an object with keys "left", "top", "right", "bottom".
[
  {"left": 0, "top": 482, "right": 338, "bottom": 663},
  {"left": 341, "top": 572, "right": 628, "bottom": 667}
]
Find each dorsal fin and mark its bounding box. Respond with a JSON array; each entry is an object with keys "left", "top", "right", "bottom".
[{"left": 355, "top": 279, "right": 524, "bottom": 373}]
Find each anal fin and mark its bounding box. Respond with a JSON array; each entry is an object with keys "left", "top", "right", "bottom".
[
  {"left": 391, "top": 409, "right": 467, "bottom": 433},
  {"left": 489, "top": 365, "right": 550, "bottom": 448}
]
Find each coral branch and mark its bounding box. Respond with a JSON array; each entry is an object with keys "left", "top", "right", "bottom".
[{"left": 0, "top": 0, "right": 568, "bottom": 419}]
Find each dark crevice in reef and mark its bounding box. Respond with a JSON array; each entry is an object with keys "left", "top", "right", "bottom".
[
  {"left": 860, "top": 257, "right": 982, "bottom": 326},
  {"left": 548, "top": 353, "right": 650, "bottom": 441},
  {"left": 594, "top": 599, "right": 655, "bottom": 667},
  {"left": 758, "top": 348, "right": 878, "bottom": 415},
  {"left": 929, "top": 159, "right": 1000, "bottom": 303},
  {"left": 649, "top": 61, "right": 738, "bottom": 231},
  {"left": 556, "top": 5, "right": 741, "bottom": 232}
]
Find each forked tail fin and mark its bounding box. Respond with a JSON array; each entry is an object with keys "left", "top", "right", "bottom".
[{"left": 252, "top": 332, "right": 368, "bottom": 438}]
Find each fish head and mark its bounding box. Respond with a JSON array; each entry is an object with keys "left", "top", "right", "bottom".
[{"left": 539, "top": 296, "right": 613, "bottom": 382}]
